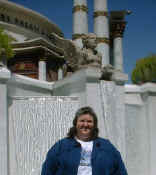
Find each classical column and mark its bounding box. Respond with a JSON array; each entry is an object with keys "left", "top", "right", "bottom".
[
  {"left": 0, "top": 66, "right": 11, "bottom": 175},
  {"left": 39, "top": 59, "right": 46, "bottom": 81},
  {"left": 112, "top": 22, "right": 126, "bottom": 72},
  {"left": 110, "top": 10, "right": 131, "bottom": 72},
  {"left": 94, "top": 0, "right": 110, "bottom": 66},
  {"left": 58, "top": 67, "right": 63, "bottom": 80},
  {"left": 72, "top": 0, "right": 88, "bottom": 48}
]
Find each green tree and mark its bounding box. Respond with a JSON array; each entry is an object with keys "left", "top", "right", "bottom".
[
  {"left": 131, "top": 54, "right": 156, "bottom": 84},
  {"left": 0, "top": 28, "right": 14, "bottom": 61}
]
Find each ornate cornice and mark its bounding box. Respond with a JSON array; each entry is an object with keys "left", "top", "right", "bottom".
[
  {"left": 110, "top": 22, "right": 126, "bottom": 38},
  {"left": 96, "top": 37, "right": 110, "bottom": 45},
  {"left": 93, "top": 11, "right": 108, "bottom": 18},
  {"left": 72, "top": 33, "right": 86, "bottom": 40},
  {"left": 72, "top": 5, "right": 88, "bottom": 13}
]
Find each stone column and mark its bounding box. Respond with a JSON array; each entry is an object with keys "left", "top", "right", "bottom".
[
  {"left": 112, "top": 22, "right": 126, "bottom": 72},
  {"left": 0, "top": 66, "right": 11, "bottom": 175},
  {"left": 58, "top": 67, "right": 63, "bottom": 80},
  {"left": 39, "top": 59, "right": 46, "bottom": 81},
  {"left": 94, "top": 0, "right": 110, "bottom": 66},
  {"left": 72, "top": 0, "right": 88, "bottom": 48}
]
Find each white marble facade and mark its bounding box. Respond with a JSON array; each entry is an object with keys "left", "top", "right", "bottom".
[{"left": 1, "top": 67, "right": 156, "bottom": 175}]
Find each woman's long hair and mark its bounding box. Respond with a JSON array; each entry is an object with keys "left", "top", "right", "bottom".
[{"left": 67, "top": 106, "right": 99, "bottom": 140}]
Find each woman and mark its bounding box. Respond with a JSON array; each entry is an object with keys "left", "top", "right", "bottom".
[{"left": 41, "top": 106, "right": 128, "bottom": 175}]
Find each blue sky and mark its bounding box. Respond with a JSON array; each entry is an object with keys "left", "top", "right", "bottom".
[{"left": 9, "top": 0, "right": 156, "bottom": 83}]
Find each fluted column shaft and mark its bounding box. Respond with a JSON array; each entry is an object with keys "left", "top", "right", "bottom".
[
  {"left": 73, "top": 0, "right": 88, "bottom": 48},
  {"left": 94, "top": 0, "right": 109, "bottom": 66}
]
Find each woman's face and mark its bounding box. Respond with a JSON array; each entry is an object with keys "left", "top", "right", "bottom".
[{"left": 76, "top": 114, "right": 94, "bottom": 141}]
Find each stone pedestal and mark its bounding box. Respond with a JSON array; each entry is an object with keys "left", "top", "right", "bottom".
[{"left": 0, "top": 67, "right": 11, "bottom": 175}]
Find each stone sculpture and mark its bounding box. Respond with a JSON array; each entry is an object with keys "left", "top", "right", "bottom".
[
  {"left": 100, "top": 64, "right": 117, "bottom": 81},
  {"left": 77, "top": 33, "right": 102, "bottom": 69},
  {"left": 50, "top": 33, "right": 101, "bottom": 73},
  {"left": 100, "top": 64, "right": 128, "bottom": 83}
]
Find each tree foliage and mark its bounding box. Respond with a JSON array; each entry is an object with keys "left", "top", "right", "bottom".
[
  {"left": 0, "top": 28, "right": 14, "bottom": 60},
  {"left": 131, "top": 55, "right": 156, "bottom": 84}
]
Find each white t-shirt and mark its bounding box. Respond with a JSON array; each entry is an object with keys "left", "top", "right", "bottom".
[{"left": 76, "top": 139, "right": 93, "bottom": 175}]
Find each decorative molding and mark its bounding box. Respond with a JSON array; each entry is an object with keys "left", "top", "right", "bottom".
[
  {"left": 72, "top": 5, "right": 88, "bottom": 13},
  {"left": 96, "top": 37, "right": 110, "bottom": 45},
  {"left": 93, "top": 11, "right": 108, "bottom": 18}
]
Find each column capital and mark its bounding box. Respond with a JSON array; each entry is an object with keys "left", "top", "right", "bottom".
[
  {"left": 72, "top": 5, "right": 88, "bottom": 13},
  {"left": 110, "top": 21, "right": 127, "bottom": 38},
  {"left": 93, "top": 11, "right": 108, "bottom": 18}
]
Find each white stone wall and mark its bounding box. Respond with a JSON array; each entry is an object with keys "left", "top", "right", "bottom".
[
  {"left": 125, "top": 83, "right": 156, "bottom": 175},
  {"left": 1, "top": 72, "right": 80, "bottom": 175},
  {"left": 0, "top": 67, "right": 11, "bottom": 175},
  {"left": 1, "top": 68, "right": 156, "bottom": 175},
  {"left": 8, "top": 96, "right": 79, "bottom": 175}
]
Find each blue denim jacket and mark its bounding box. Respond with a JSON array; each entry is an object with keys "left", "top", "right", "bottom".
[{"left": 41, "top": 137, "right": 128, "bottom": 175}]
